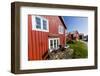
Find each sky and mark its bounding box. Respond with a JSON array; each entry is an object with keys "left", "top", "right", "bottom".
[{"left": 63, "top": 16, "right": 88, "bottom": 35}]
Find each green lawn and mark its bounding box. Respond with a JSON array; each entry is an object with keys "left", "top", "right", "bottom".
[{"left": 67, "top": 40, "right": 88, "bottom": 59}]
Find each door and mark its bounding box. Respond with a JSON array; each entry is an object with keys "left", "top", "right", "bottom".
[{"left": 48, "top": 38, "right": 60, "bottom": 52}]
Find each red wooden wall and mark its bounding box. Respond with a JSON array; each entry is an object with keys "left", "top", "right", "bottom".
[
  {"left": 28, "top": 15, "right": 66, "bottom": 60},
  {"left": 41, "top": 16, "right": 66, "bottom": 46}
]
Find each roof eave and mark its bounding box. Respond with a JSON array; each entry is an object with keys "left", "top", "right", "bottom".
[{"left": 59, "top": 16, "right": 67, "bottom": 29}]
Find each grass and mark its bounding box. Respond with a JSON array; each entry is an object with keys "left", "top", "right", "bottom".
[{"left": 67, "top": 40, "right": 88, "bottom": 59}]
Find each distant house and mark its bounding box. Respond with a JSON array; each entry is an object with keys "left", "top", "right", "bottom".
[
  {"left": 79, "top": 33, "right": 84, "bottom": 40},
  {"left": 83, "top": 35, "right": 88, "bottom": 41},
  {"left": 67, "top": 30, "right": 79, "bottom": 41},
  {"left": 28, "top": 15, "right": 67, "bottom": 60}
]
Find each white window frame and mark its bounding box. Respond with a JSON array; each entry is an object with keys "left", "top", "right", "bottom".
[
  {"left": 43, "top": 18, "right": 48, "bottom": 30},
  {"left": 58, "top": 25, "right": 64, "bottom": 34},
  {"left": 35, "top": 16, "right": 41, "bottom": 29},
  {"left": 48, "top": 38, "right": 60, "bottom": 52},
  {"left": 32, "top": 15, "right": 49, "bottom": 32}
]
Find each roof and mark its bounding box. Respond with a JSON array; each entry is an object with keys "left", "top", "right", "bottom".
[{"left": 59, "top": 16, "right": 67, "bottom": 29}]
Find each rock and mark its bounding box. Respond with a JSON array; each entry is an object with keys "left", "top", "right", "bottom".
[{"left": 48, "top": 48, "right": 74, "bottom": 60}]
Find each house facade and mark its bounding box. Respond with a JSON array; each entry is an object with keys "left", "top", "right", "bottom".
[
  {"left": 79, "top": 33, "right": 84, "bottom": 40},
  {"left": 67, "top": 31, "right": 79, "bottom": 41},
  {"left": 28, "top": 15, "right": 67, "bottom": 60}
]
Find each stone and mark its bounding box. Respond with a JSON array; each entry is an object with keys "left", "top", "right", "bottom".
[{"left": 48, "top": 47, "right": 74, "bottom": 60}]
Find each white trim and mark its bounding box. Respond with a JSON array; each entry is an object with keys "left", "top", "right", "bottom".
[
  {"left": 58, "top": 25, "right": 64, "bottom": 34},
  {"left": 32, "top": 15, "right": 49, "bottom": 32},
  {"left": 35, "top": 16, "right": 42, "bottom": 29},
  {"left": 43, "top": 18, "right": 48, "bottom": 30},
  {"left": 48, "top": 38, "right": 60, "bottom": 52}
]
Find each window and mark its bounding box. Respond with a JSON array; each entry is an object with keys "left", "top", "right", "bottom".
[
  {"left": 49, "top": 38, "right": 60, "bottom": 52},
  {"left": 54, "top": 40, "right": 56, "bottom": 48},
  {"left": 35, "top": 17, "right": 41, "bottom": 29},
  {"left": 43, "top": 19, "right": 47, "bottom": 30},
  {"left": 58, "top": 25, "right": 64, "bottom": 34},
  {"left": 32, "top": 16, "right": 49, "bottom": 32},
  {"left": 50, "top": 40, "right": 53, "bottom": 49},
  {"left": 57, "top": 40, "right": 59, "bottom": 47}
]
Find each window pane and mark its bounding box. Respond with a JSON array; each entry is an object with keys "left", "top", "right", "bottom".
[
  {"left": 57, "top": 40, "right": 59, "bottom": 47},
  {"left": 58, "top": 25, "right": 64, "bottom": 34},
  {"left": 54, "top": 40, "right": 56, "bottom": 48},
  {"left": 50, "top": 40, "right": 53, "bottom": 49},
  {"left": 36, "top": 17, "right": 41, "bottom": 29},
  {"left": 43, "top": 20, "right": 47, "bottom": 30},
  {"left": 61, "top": 26, "right": 64, "bottom": 33}
]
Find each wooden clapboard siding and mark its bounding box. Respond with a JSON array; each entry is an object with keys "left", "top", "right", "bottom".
[
  {"left": 29, "top": 31, "right": 48, "bottom": 60},
  {"left": 28, "top": 15, "right": 33, "bottom": 60},
  {"left": 43, "top": 16, "right": 66, "bottom": 47},
  {"left": 59, "top": 34, "right": 66, "bottom": 47},
  {"left": 28, "top": 15, "right": 66, "bottom": 60},
  {"left": 32, "top": 30, "right": 36, "bottom": 60}
]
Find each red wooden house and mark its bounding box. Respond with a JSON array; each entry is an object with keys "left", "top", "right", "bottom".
[
  {"left": 28, "top": 15, "right": 67, "bottom": 60},
  {"left": 67, "top": 30, "right": 79, "bottom": 41}
]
